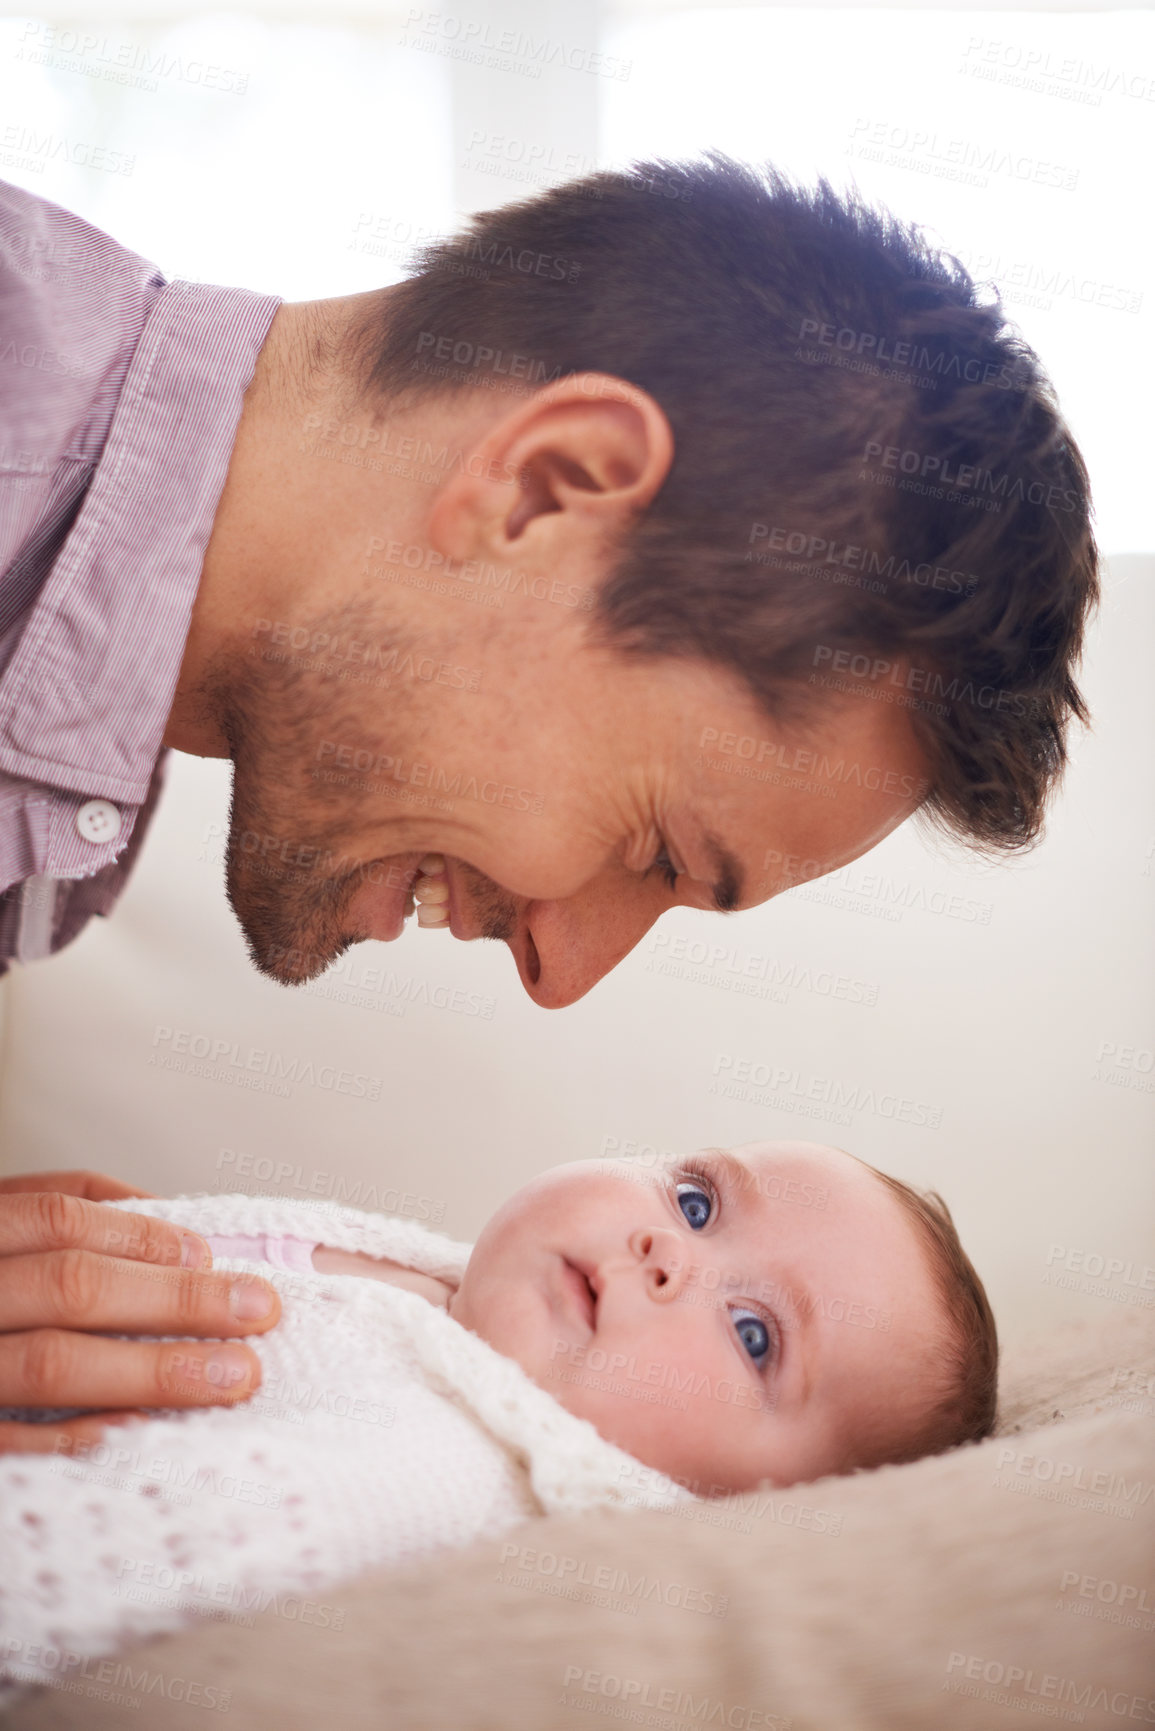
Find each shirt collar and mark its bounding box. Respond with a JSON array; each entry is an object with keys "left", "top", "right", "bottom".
[{"left": 0, "top": 277, "right": 280, "bottom": 806}]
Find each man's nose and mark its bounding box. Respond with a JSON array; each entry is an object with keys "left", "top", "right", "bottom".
[
  {"left": 628, "top": 1227, "right": 690, "bottom": 1300},
  {"left": 507, "top": 871, "right": 669, "bottom": 1008}
]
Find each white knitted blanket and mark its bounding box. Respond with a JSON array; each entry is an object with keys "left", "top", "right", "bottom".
[{"left": 0, "top": 1192, "right": 692, "bottom": 1696}]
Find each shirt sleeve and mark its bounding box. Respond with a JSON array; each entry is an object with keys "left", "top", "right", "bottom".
[{"left": 0, "top": 176, "right": 162, "bottom": 580}]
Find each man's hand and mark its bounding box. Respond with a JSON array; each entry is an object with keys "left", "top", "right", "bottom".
[{"left": 0, "top": 1170, "right": 280, "bottom": 1454}]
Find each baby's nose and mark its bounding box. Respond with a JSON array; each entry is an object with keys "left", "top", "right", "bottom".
[{"left": 631, "top": 1227, "right": 691, "bottom": 1299}]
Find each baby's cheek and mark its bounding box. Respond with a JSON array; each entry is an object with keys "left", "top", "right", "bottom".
[
  {"left": 540, "top": 1366, "right": 720, "bottom": 1483},
  {"left": 456, "top": 1284, "right": 549, "bottom": 1372}
]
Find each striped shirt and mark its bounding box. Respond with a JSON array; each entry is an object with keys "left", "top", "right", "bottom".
[{"left": 0, "top": 179, "right": 280, "bottom": 970}]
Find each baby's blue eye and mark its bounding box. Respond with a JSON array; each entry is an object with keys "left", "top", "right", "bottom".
[
  {"left": 732, "top": 1308, "right": 771, "bottom": 1364},
  {"left": 675, "top": 1181, "right": 712, "bottom": 1230}
]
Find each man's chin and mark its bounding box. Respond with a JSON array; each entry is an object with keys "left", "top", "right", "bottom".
[
  {"left": 232, "top": 912, "right": 354, "bottom": 986},
  {"left": 227, "top": 847, "right": 432, "bottom": 981},
  {"left": 225, "top": 849, "right": 516, "bottom": 981},
  {"left": 250, "top": 935, "right": 355, "bottom": 986},
  {"left": 225, "top": 872, "right": 364, "bottom": 986}
]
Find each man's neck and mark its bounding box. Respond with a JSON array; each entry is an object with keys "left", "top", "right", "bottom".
[{"left": 161, "top": 292, "right": 388, "bottom": 758}]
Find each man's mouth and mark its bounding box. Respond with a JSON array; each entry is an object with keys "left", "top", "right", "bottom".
[
  {"left": 411, "top": 853, "right": 451, "bottom": 929},
  {"left": 410, "top": 854, "right": 542, "bottom": 988},
  {"left": 409, "top": 854, "right": 524, "bottom": 953},
  {"left": 349, "top": 851, "right": 521, "bottom": 949}
]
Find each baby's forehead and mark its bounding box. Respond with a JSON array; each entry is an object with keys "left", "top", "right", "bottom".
[
  {"left": 725, "top": 1140, "right": 861, "bottom": 1185},
  {"left": 715, "top": 1141, "right": 898, "bottom": 1218}
]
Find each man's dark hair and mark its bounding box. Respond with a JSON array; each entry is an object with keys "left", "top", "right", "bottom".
[{"left": 349, "top": 153, "right": 1099, "bottom": 851}]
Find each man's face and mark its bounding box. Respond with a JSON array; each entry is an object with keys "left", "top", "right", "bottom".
[{"left": 219, "top": 609, "right": 929, "bottom": 1007}]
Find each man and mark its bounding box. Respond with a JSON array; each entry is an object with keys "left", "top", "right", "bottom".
[{"left": 0, "top": 155, "right": 1096, "bottom": 1440}]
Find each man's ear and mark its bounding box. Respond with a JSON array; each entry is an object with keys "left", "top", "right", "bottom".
[{"left": 428, "top": 374, "right": 674, "bottom": 562}]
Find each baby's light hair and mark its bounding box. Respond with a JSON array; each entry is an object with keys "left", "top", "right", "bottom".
[{"left": 857, "top": 1161, "right": 999, "bottom": 1464}]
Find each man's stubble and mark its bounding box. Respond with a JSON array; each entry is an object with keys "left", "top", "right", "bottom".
[{"left": 210, "top": 606, "right": 518, "bottom": 983}]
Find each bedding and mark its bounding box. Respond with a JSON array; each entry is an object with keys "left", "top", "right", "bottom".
[{"left": 3, "top": 1304, "right": 1150, "bottom": 1730}]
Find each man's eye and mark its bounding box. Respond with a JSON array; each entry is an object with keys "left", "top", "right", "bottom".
[
  {"left": 675, "top": 1181, "right": 713, "bottom": 1230},
  {"left": 647, "top": 844, "right": 679, "bottom": 890},
  {"left": 731, "top": 1307, "right": 773, "bottom": 1365}
]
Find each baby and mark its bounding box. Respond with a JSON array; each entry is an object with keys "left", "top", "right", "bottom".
[
  {"left": 439, "top": 1138, "right": 997, "bottom": 1494},
  {"left": 0, "top": 1140, "right": 996, "bottom": 1697}
]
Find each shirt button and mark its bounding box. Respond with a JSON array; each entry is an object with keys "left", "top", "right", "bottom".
[{"left": 76, "top": 798, "right": 122, "bottom": 844}]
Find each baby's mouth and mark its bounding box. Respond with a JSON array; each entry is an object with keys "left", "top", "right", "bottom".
[{"left": 562, "top": 1259, "right": 598, "bottom": 1330}]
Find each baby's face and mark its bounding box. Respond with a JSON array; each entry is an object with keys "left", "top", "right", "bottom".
[{"left": 448, "top": 1141, "right": 946, "bottom": 1494}]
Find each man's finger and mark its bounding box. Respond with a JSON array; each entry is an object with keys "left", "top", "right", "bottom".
[
  {"left": 0, "top": 1190, "right": 209, "bottom": 1270},
  {"left": 0, "top": 1410, "right": 150, "bottom": 1456},
  {"left": 0, "top": 1170, "right": 156, "bottom": 1201},
  {"left": 0, "top": 1330, "right": 264, "bottom": 1414},
  {"left": 0, "top": 1250, "right": 281, "bottom": 1337}
]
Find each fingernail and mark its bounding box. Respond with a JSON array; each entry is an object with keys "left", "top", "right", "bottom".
[
  {"left": 229, "top": 1279, "right": 276, "bottom": 1321},
  {"left": 180, "top": 1233, "right": 211, "bottom": 1271},
  {"left": 203, "top": 1345, "right": 255, "bottom": 1392}
]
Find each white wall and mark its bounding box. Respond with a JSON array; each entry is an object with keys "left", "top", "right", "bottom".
[{"left": 0, "top": 3, "right": 1151, "bottom": 1350}]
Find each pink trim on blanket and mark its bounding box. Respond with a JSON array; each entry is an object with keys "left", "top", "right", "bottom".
[{"left": 202, "top": 1233, "right": 317, "bottom": 1273}]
